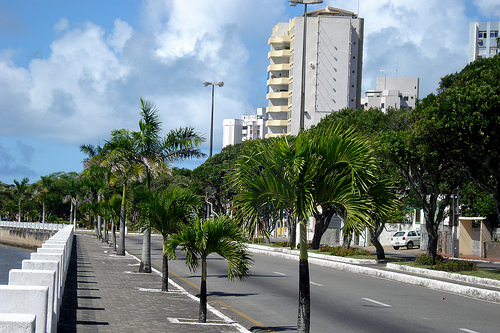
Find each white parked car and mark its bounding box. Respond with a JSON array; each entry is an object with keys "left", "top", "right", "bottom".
[{"left": 391, "top": 230, "right": 420, "bottom": 250}]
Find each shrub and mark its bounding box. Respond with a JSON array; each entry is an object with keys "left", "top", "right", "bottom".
[
  {"left": 319, "top": 245, "right": 371, "bottom": 257},
  {"left": 434, "top": 260, "right": 477, "bottom": 272},
  {"left": 415, "top": 254, "right": 476, "bottom": 272},
  {"left": 415, "top": 254, "right": 444, "bottom": 265}
]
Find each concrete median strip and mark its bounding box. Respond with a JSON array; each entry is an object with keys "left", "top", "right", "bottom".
[{"left": 246, "top": 244, "right": 500, "bottom": 303}]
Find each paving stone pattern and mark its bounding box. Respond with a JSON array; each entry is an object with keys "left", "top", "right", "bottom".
[{"left": 58, "top": 233, "right": 241, "bottom": 332}]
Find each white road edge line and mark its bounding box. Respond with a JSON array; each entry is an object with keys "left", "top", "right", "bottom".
[
  {"left": 459, "top": 329, "right": 479, "bottom": 333},
  {"left": 273, "top": 271, "right": 286, "bottom": 276},
  {"left": 362, "top": 298, "right": 392, "bottom": 307},
  {"left": 310, "top": 282, "right": 323, "bottom": 287}
]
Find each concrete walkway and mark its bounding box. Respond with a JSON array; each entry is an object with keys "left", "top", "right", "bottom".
[{"left": 57, "top": 233, "right": 246, "bottom": 333}]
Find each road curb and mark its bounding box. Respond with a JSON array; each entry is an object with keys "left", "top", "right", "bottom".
[{"left": 246, "top": 244, "right": 500, "bottom": 303}]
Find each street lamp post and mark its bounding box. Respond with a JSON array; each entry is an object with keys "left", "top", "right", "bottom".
[
  {"left": 203, "top": 81, "right": 224, "bottom": 158},
  {"left": 289, "top": 0, "right": 323, "bottom": 134}
]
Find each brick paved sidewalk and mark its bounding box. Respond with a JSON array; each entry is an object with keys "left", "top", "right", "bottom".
[{"left": 57, "top": 233, "right": 245, "bottom": 333}]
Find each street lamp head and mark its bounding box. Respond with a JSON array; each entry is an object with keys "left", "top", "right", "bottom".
[
  {"left": 216, "top": 82, "right": 224, "bottom": 87},
  {"left": 203, "top": 81, "right": 210, "bottom": 87},
  {"left": 289, "top": 0, "right": 323, "bottom": 5}
]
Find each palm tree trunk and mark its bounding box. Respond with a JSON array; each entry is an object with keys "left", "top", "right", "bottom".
[
  {"left": 139, "top": 228, "right": 152, "bottom": 273},
  {"left": 97, "top": 193, "right": 102, "bottom": 240},
  {"left": 162, "top": 237, "right": 169, "bottom": 292},
  {"left": 297, "top": 221, "right": 310, "bottom": 333},
  {"left": 111, "top": 219, "right": 117, "bottom": 251},
  {"left": 199, "top": 257, "right": 207, "bottom": 323},
  {"left": 18, "top": 199, "right": 22, "bottom": 223},
  {"left": 42, "top": 200, "right": 46, "bottom": 224},
  {"left": 117, "top": 184, "right": 127, "bottom": 256}
]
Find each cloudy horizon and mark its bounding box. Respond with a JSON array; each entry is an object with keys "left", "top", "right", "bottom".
[{"left": 1, "top": 0, "right": 499, "bottom": 184}]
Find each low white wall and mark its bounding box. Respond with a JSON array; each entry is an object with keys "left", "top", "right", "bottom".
[{"left": 0, "top": 225, "right": 74, "bottom": 333}]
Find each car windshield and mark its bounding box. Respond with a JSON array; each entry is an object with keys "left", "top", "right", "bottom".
[{"left": 393, "top": 232, "right": 405, "bottom": 237}]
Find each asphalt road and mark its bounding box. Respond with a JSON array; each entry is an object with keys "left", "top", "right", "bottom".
[{"left": 124, "top": 234, "right": 499, "bottom": 333}]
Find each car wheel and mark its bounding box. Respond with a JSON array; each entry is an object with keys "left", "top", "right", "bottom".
[
  {"left": 407, "top": 241, "right": 414, "bottom": 249},
  {"left": 393, "top": 246, "right": 399, "bottom": 250}
]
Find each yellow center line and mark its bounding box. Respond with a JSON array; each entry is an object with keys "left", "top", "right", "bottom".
[
  {"left": 126, "top": 246, "right": 274, "bottom": 332},
  {"left": 216, "top": 300, "right": 274, "bottom": 332}
]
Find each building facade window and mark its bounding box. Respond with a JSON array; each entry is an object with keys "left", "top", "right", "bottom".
[
  {"left": 490, "top": 30, "right": 499, "bottom": 38},
  {"left": 478, "top": 47, "right": 487, "bottom": 55},
  {"left": 491, "top": 48, "right": 498, "bottom": 55},
  {"left": 478, "top": 31, "right": 488, "bottom": 38}
]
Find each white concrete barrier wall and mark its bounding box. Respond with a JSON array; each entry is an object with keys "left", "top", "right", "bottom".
[
  {"left": 0, "top": 225, "right": 74, "bottom": 333},
  {"left": 0, "top": 313, "right": 36, "bottom": 333}
]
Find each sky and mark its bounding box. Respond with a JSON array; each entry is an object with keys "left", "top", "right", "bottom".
[{"left": 0, "top": 0, "right": 499, "bottom": 185}]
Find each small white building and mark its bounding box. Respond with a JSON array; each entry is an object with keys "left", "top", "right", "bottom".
[
  {"left": 469, "top": 21, "right": 499, "bottom": 62},
  {"left": 361, "top": 77, "right": 419, "bottom": 112},
  {"left": 222, "top": 107, "right": 267, "bottom": 148}
]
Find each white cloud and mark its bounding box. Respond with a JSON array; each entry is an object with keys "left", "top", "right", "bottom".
[
  {"left": 472, "top": 0, "right": 500, "bottom": 18},
  {"left": 53, "top": 18, "right": 69, "bottom": 33}
]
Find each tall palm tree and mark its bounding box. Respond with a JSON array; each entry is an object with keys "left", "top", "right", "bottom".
[
  {"left": 136, "top": 187, "right": 202, "bottom": 291},
  {"left": 167, "top": 216, "right": 252, "bottom": 323},
  {"left": 231, "top": 124, "right": 376, "bottom": 333},
  {"left": 133, "top": 98, "right": 205, "bottom": 273},
  {"left": 32, "top": 175, "right": 55, "bottom": 224},
  {"left": 13, "top": 177, "right": 30, "bottom": 223},
  {"left": 80, "top": 143, "right": 107, "bottom": 240},
  {"left": 102, "top": 129, "right": 145, "bottom": 256}
]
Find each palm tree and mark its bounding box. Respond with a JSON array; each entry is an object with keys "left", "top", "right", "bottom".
[
  {"left": 136, "top": 187, "right": 202, "bottom": 291},
  {"left": 133, "top": 98, "right": 205, "bottom": 273},
  {"left": 102, "top": 129, "right": 145, "bottom": 256},
  {"left": 80, "top": 143, "right": 106, "bottom": 240},
  {"left": 167, "top": 216, "right": 252, "bottom": 323},
  {"left": 231, "top": 124, "right": 376, "bottom": 333},
  {"left": 32, "top": 175, "right": 55, "bottom": 224},
  {"left": 13, "top": 177, "right": 30, "bottom": 222}
]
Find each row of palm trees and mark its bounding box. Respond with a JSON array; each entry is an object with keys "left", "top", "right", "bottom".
[
  {"left": 1, "top": 97, "right": 397, "bottom": 331},
  {"left": 76, "top": 98, "right": 397, "bottom": 332}
]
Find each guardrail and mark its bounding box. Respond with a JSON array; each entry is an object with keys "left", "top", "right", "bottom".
[
  {"left": 0, "top": 221, "right": 67, "bottom": 231},
  {"left": 0, "top": 225, "right": 74, "bottom": 332}
]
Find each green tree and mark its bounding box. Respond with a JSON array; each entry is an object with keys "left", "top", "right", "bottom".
[
  {"left": 80, "top": 143, "right": 107, "bottom": 239},
  {"left": 32, "top": 175, "right": 56, "bottom": 224},
  {"left": 423, "top": 55, "right": 500, "bottom": 225},
  {"left": 133, "top": 99, "right": 205, "bottom": 273},
  {"left": 167, "top": 216, "right": 252, "bottom": 323},
  {"left": 231, "top": 124, "right": 375, "bottom": 332},
  {"left": 13, "top": 177, "right": 30, "bottom": 222},
  {"left": 378, "top": 105, "right": 463, "bottom": 263},
  {"left": 136, "top": 186, "right": 202, "bottom": 291},
  {"left": 102, "top": 129, "right": 145, "bottom": 256}
]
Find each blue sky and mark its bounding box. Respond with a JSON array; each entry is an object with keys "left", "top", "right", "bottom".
[{"left": 0, "top": 0, "right": 499, "bottom": 184}]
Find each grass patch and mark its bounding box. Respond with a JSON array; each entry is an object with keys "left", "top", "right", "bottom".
[
  {"left": 394, "top": 258, "right": 500, "bottom": 281},
  {"left": 459, "top": 269, "right": 500, "bottom": 281}
]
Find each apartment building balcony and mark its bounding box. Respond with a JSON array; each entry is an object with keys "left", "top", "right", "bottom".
[
  {"left": 266, "top": 119, "right": 289, "bottom": 127},
  {"left": 266, "top": 91, "right": 289, "bottom": 99},
  {"left": 268, "top": 63, "right": 290, "bottom": 72},
  {"left": 267, "top": 77, "right": 290, "bottom": 86},
  {"left": 268, "top": 35, "right": 291, "bottom": 45},
  {"left": 268, "top": 49, "right": 291, "bottom": 58},
  {"left": 266, "top": 105, "right": 288, "bottom": 113}
]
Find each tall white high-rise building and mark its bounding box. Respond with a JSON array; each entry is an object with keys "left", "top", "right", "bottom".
[
  {"left": 361, "top": 77, "right": 419, "bottom": 112},
  {"left": 469, "top": 22, "right": 499, "bottom": 62},
  {"left": 266, "top": 6, "right": 364, "bottom": 137},
  {"left": 222, "top": 108, "right": 267, "bottom": 148}
]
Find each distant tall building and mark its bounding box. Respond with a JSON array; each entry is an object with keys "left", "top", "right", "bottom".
[
  {"left": 222, "top": 108, "right": 267, "bottom": 148},
  {"left": 469, "top": 22, "right": 499, "bottom": 62},
  {"left": 266, "top": 6, "right": 364, "bottom": 137},
  {"left": 361, "top": 77, "right": 419, "bottom": 112}
]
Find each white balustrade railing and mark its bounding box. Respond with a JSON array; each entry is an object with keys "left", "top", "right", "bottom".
[{"left": 0, "top": 221, "right": 67, "bottom": 231}]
